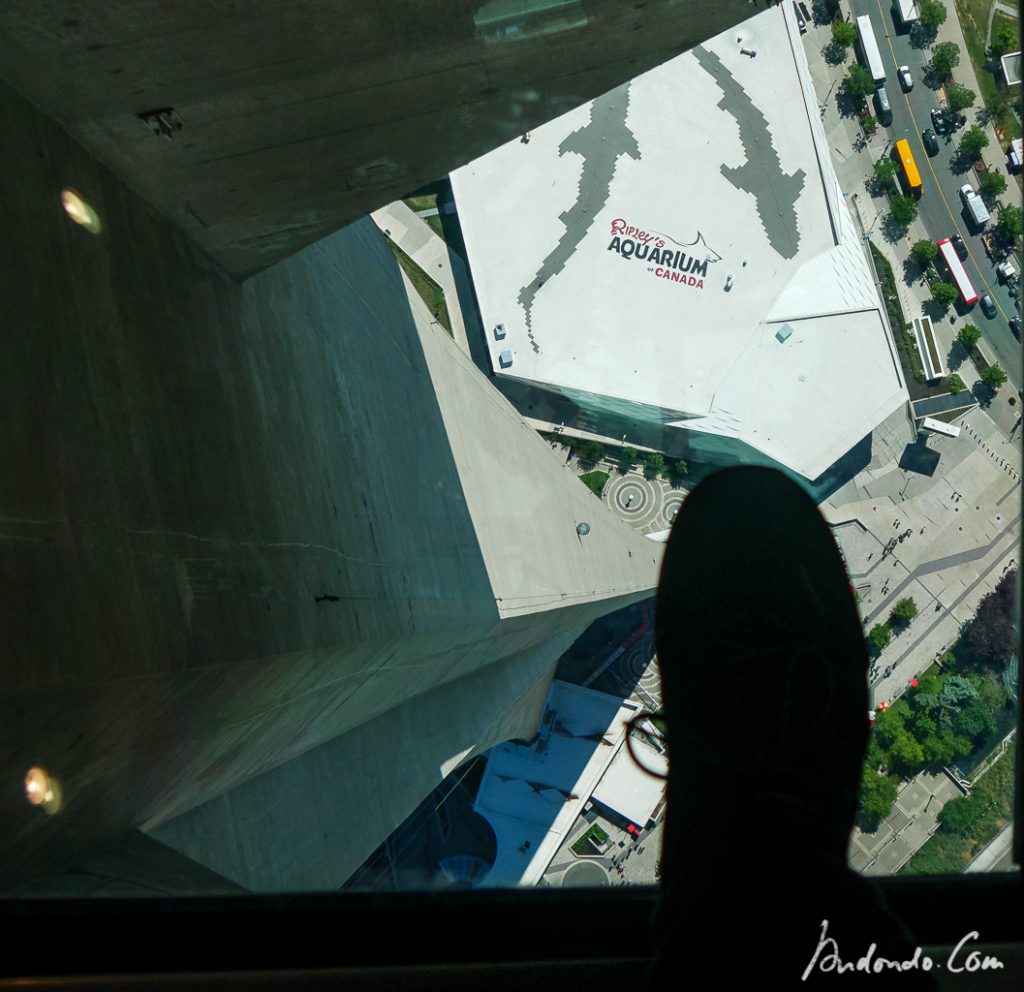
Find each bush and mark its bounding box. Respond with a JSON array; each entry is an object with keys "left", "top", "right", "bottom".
[
  {"left": 579, "top": 470, "right": 609, "bottom": 498},
  {"left": 911, "top": 240, "right": 937, "bottom": 269},
  {"left": 992, "top": 22, "right": 1017, "bottom": 56},
  {"left": 957, "top": 324, "right": 981, "bottom": 349},
  {"left": 861, "top": 114, "right": 878, "bottom": 136},
  {"left": 946, "top": 373, "right": 966, "bottom": 393}
]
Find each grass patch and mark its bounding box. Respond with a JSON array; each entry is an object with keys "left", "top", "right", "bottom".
[
  {"left": 900, "top": 741, "right": 1015, "bottom": 875},
  {"left": 953, "top": 0, "right": 1022, "bottom": 145},
  {"left": 869, "top": 242, "right": 928, "bottom": 390},
  {"left": 579, "top": 470, "right": 610, "bottom": 498},
  {"left": 403, "top": 194, "right": 438, "bottom": 212},
  {"left": 383, "top": 235, "right": 452, "bottom": 336},
  {"left": 425, "top": 214, "right": 444, "bottom": 239},
  {"left": 571, "top": 823, "right": 610, "bottom": 856}
]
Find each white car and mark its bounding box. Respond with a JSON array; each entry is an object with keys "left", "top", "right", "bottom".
[{"left": 898, "top": 65, "right": 913, "bottom": 92}]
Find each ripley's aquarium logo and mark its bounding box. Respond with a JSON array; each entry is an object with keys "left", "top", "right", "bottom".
[{"left": 606, "top": 218, "right": 722, "bottom": 289}]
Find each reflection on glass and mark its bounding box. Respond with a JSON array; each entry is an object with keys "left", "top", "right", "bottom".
[{"left": 60, "top": 189, "right": 102, "bottom": 234}]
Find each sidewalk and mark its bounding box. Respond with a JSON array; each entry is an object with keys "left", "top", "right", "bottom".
[
  {"left": 933, "top": 2, "right": 1014, "bottom": 191},
  {"left": 370, "top": 200, "right": 471, "bottom": 356}
]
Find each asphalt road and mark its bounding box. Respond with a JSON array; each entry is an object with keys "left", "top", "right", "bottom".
[{"left": 848, "top": 0, "right": 1021, "bottom": 385}]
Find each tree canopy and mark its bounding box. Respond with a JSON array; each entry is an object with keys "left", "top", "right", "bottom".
[
  {"left": 930, "top": 41, "right": 960, "bottom": 76},
  {"left": 981, "top": 365, "right": 1008, "bottom": 392},
  {"left": 998, "top": 204, "right": 1022, "bottom": 241},
  {"left": 979, "top": 171, "right": 1007, "bottom": 200},
  {"left": 960, "top": 570, "right": 1018, "bottom": 667},
  {"left": 869, "top": 623, "right": 892, "bottom": 650},
  {"left": 832, "top": 20, "right": 857, "bottom": 49},
  {"left": 957, "top": 324, "right": 981, "bottom": 349},
  {"left": 931, "top": 281, "right": 959, "bottom": 308},
  {"left": 960, "top": 126, "right": 988, "bottom": 160},
  {"left": 845, "top": 65, "right": 875, "bottom": 103},
  {"left": 874, "top": 158, "right": 899, "bottom": 187},
  {"left": 920, "top": 0, "right": 947, "bottom": 28},
  {"left": 945, "top": 373, "right": 966, "bottom": 393},
  {"left": 891, "top": 597, "right": 919, "bottom": 625},
  {"left": 946, "top": 83, "right": 976, "bottom": 113},
  {"left": 911, "top": 240, "right": 937, "bottom": 268},
  {"left": 890, "top": 195, "right": 918, "bottom": 226}
]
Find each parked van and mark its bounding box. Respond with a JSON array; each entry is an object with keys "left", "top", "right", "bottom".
[{"left": 873, "top": 87, "right": 892, "bottom": 127}]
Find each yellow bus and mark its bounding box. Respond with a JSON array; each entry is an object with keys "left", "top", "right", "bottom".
[{"left": 892, "top": 139, "right": 923, "bottom": 198}]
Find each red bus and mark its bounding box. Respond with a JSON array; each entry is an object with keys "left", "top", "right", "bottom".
[{"left": 936, "top": 238, "right": 978, "bottom": 306}]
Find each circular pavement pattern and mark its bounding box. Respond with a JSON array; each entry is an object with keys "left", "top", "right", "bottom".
[
  {"left": 613, "top": 479, "right": 651, "bottom": 514},
  {"left": 605, "top": 473, "right": 663, "bottom": 532},
  {"left": 561, "top": 861, "right": 610, "bottom": 887},
  {"left": 661, "top": 493, "right": 685, "bottom": 528}
]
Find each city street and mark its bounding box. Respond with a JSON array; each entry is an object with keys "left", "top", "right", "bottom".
[{"left": 845, "top": 0, "right": 1021, "bottom": 382}]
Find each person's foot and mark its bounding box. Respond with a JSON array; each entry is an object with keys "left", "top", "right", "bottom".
[
  {"left": 655, "top": 466, "right": 869, "bottom": 874},
  {"left": 649, "top": 467, "right": 943, "bottom": 988}
]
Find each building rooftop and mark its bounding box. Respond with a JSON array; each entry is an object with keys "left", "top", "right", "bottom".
[{"left": 451, "top": 4, "right": 908, "bottom": 480}]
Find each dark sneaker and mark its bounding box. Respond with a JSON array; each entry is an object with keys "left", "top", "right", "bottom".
[{"left": 649, "top": 467, "right": 938, "bottom": 988}]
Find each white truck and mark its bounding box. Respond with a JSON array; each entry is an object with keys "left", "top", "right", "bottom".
[
  {"left": 960, "top": 184, "right": 990, "bottom": 229},
  {"left": 894, "top": 0, "right": 920, "bottom": 27}
]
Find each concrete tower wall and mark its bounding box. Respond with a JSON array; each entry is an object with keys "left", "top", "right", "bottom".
[{"left": 1, "top": 80, "right": 656, "bottom": 891}]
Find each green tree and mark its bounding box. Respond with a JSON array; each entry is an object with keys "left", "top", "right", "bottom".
[
  {"left": 992, "top": 22, "right": 1018, "bottom": 56},
  {"left": 959, "top": 126, "right": 988, "bottom": 160},
  {"left": 978, "top": 170, "right": 1007, "bottom": 200},
  {"left": 919, "top": 0, "right": 947, "bottom": 28},
  {"left": 889, "top": 731, "right": 925, "bottom": 774},
  {"left": 579, "top": 441, "right": 606, "bottom": 463},
  {"left": 938, "top": 794, "right": 983, "bottom": 835},
  {"left": 869, "top": 623, "right": 892, "bottom": 651},
  {"left": 861, "top": 114, "right": 878, "bottom": 136},
  {"left": 930, "top": 41, "right": 960, "bottom": 76},
  {"left": 998, "top": 204, "right": 1022, "bottom": 241},
  {"left": 859, "top": 768, "right": 899, "bottom": 824},
  {"left": 832, "top": 20, "right": 857, "bottom": 49},
  {"left": 845, "top": 65, "right": 875, "bottom": 105},
  {"left": 874, "top": 157, "right": 899, "bottom": 187},
  {"left": 957, "top": 324, "right": 981, "bottom": 349},
  {"left": 911, "top": 239, "right": 937, "bottom": 268},
  {"left": 891, "top": 597, "right": 919, "bottom": 626},
  {"left": 981, "top": 364, "right": 1007, "bottom": 392},
  {"left": 952, "top": 697, "right": 996, "bottom": 740},
  {"left": 932, "top": 281, "right": 959, "bottom": 308},
  {"left": 945, "top": 373, "right": 966, "bottom": 393},
  {"left": 644, "top": 451, "right": 664, "bottom": 471},
  {"left": 668, "top": 459, "right": 688, "bottom": 480},
  {"left": 890, "top": 195, "right": 918, "bottom": 226},
  {"left": 946, "top": 83, "right": 976, "bottom": 113},
  {"left": 620, "top": 446, "right": 638, "bottom": 463}
]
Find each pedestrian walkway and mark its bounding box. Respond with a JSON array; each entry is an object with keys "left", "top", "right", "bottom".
[{"left": 370, "top": 200, "right": 470, "bottom": 355}]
